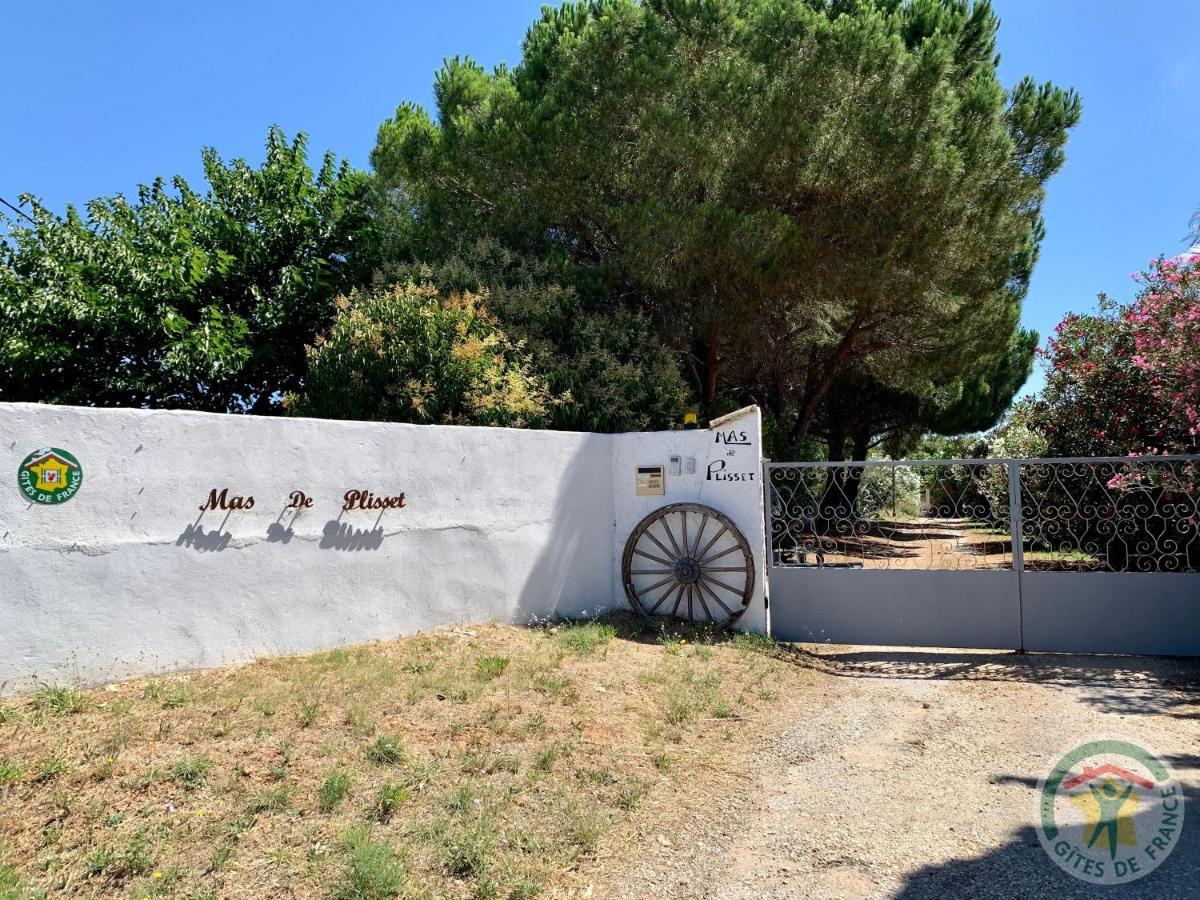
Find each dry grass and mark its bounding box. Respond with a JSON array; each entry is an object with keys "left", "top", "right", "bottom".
[{"left": 0, "top": 614, "right": 814, "bottom": 899}]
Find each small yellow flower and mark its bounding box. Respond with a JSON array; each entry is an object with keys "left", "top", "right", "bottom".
[
  {"left": 679, "top": 639, "right": 687, "bottom": 644},
  {"left": 152, "top": 871, "right": 163, "bottom": 879}
]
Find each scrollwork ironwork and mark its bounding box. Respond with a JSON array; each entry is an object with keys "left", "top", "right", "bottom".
[
  {"left": 1019, "top": 459, "right": 1200, "bottom": 572},
  {"left": 767, "top": 461, "right": 1011, "bottom": 570},
  {"left": 767, "top": 457, "right": 1200, "bottom": 573}
]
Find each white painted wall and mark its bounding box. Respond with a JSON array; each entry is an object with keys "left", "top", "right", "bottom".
[
  {"left": 0, "top": 403, "right": 767, "bottom": 691},
  {"left": 612, "top": 406, "right": 767, "bottom": 633}
]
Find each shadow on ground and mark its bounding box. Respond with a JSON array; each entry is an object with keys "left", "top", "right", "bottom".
[
  {"left": 583, "top": 610, "right": 1200, "bottom": 729},
  {"left": 896, "top": 773, "right": 1200, "bottom": 898},
  {"left": 777, "top": 646, "right": 1200, "bottom": 719},
  {"left": 580, "top": 612, "right": 1200, "bottom": 897}
]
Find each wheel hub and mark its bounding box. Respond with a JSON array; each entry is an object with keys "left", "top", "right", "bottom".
[{"left": 673, "top": 557, "right": 701, "bottom": 584}]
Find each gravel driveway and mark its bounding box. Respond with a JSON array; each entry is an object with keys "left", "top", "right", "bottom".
[{"left": 613, "top": 645, "right": 1200, "bottom": 899}]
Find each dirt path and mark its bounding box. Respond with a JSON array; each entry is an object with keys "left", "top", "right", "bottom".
[{"left": 610, "top": 646, "right": 1200, "bottom": 899}]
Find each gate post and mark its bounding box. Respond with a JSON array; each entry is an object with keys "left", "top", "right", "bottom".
[{"left": 1007, "top": 460, "right": 1026, "bottom": 652}]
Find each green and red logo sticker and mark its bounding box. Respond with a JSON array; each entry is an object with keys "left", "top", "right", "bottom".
[
  {"left": 18, "top": 447, "right": 83, "bottom": 504},
  {"left": 1036, "top": 738, "right": 1184, "bottom": 884}
]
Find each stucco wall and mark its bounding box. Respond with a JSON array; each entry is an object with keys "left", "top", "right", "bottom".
[
  {"left": 611, "top": 406, "right": 767, "bottom": 633},
  {"left": 0, "top": 403, "right": 767, "bottom": 691}
]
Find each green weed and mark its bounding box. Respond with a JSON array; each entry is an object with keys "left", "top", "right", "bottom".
[
  {"left": 245, "top": 785, "right": 292, "bottom": 815},
  {"left": 320, "top": 768, "right": 353, "bottom": 812},
  {"left": 365, "top": 736, "right": 409, "bottom": 767},
  {"left": 169, "top": 755, "right": 212, "bottom": 789},
  {"left": 371, "top": 783, "right": 411, "bottom": 823},
  {"left": 555, "top": 622, "right": 616, "bottom": 655},
  {"left": 34, "top": 754, "right": 70, "bottom": 782},
  {"left": 144, "top": 680, "right": 192, "bottom": 709},
  {"left": 475, "top": 657, "right": 510, "bottom": 680},
  {"left": 0, "top": 757, "right": 24, "bottom": 786},
  {"left": 86, "top": 827, "right": 156, "bottom": 881},
  {"left": 30, "top": 684, "right": 90, "bottom": 717},
  {"left": 333, "top": 826, "right": 405, "bottom": 900},
  {"left": 297, "top": 699, "right": 322, "bottom": 728}
]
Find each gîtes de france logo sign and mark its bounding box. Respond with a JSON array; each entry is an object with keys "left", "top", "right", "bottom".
[
  {"left": 18, "top": 447, "right": 83, "bottom": 505},
  {"left": 1036, "top": 738, "right": 1184, "bottom": 884}
]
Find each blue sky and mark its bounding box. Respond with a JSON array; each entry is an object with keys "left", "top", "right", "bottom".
[{"left": 3, "top": 1, "right": 1197, "bottom": 397}]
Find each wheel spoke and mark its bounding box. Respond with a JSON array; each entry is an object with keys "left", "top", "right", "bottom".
[
  {"left": 630, "top": 568, "right": 672, "bottom": 575},
  {"left": 701, "top": 566, "right": 747, "bottom": 573},
  {"left": 704, "top": 575, "right": 745, "bottom": 597},
  {"left": 649, "top": 582, "right": 683, "bottom": 614},
  {"left": 633, "top": 547, "right": 674, "bottom": 567},
  {"left": 697, "top": 578, "right": 734, "bottom": 616},
  {"left": 681, "top": 512, "right": 689, "bottom": 559},
  {"left": 639, "top": 574, "right": 677, "bottom": 593},
  {"left": 700, "top": 544, "right": 741, "bottom": 565},
  {"left": 696, "top": 524, "right": 729, "bottom": 561},
  {"left": 695, "top": 586, "right": 714, "bottom": 621},
  {"left": 691, "top": 513, "right": 709, "bottom": 557},
  {"left": 670, "top": 584, "right": 685, "bottom": 618},
  {"left": 642, "top": 528, "right": 677, "bottom": 562},
  {"left": 660, "top": 514, "right": 685, "bottom": 558}
]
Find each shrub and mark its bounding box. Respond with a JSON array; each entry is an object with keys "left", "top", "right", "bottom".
[{"left": 290, "top": 282, "right": 550, "bottom": 427}]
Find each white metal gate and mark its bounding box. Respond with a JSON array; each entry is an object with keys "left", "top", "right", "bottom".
[{"left": 764, "top": 456, "right": 1200, "bottom": 655}]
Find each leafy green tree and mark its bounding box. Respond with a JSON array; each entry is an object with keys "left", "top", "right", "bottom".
[
  {"left": 1022, "top": 255, "right": 1199, "bottom": 458},
  {"left": 372, "top": 0, "right": 1079, "bottom": 447},
  {"left": 289, "top": 281, "right": 550, "bottom": 427},
  {"left": 375, "top": 241, "right": 687, "bottom": 432},
  {"left": 0, "top": 127, "right": 379, "bottom": 412},
  {"left": 789, "top": 327, "right": 1036, "bottom": 465}
]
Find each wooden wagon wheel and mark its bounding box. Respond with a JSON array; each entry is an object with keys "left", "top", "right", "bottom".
[{"left": 621, "top": 503, "right": 754, "bottom": 629}]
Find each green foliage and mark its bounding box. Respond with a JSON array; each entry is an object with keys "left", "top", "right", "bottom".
[
  {"left": 0, "top": 757, "right": 24, "bottom": 785},
  {"left": 375, "top": 244, "right": 687, "bottom": 432},
  {"left": 290, "top": 281, "right": 550, "bottom": 427},
  {"left": 297, "top": 699, "right": 322, "bottom": 729},
  {"left": 334, "top": 827, "right": 405, "bottom": 900},
  {"left": 0, "top": 127, "right": 379, "bottom": 412},
  {"left": 554, "top": 622, "right": 616, "bottom": 656},
  {"left": 168, "top": 755, "right": 212, "bottom": 790},
  {"left": 29, "top": 685, "right": 89, "bottom": 718},
  {"left": 372, "top": 0, "right": 1078, "bottom": 448},
  {"left": 319, "top": 768, "right": 354, "bottom": 812},
  {"left": 86, "top": 827, "right": 157, "bottom": 881},
  {"left": 474, "top": 657, "right": 510, "bottom": 680},
  {"left": 1023, "top": 256, "right": 1199, "bottom": 457},
  {"left": 855, "top": 464, "right": 923, "bottom": 519},
  {"left": 245, "top": 785, "right": 293, "bottom": 815},
  {"left": 365, "top": 736, "right": 409, "bottom": 767},
  {"left": 371, "top": 783, "right": 411, "bottom": 822},
  {"left": 0, "top": 864, "right": 30, "bottom": 900}
]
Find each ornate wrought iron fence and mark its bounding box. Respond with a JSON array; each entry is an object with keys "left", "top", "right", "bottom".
[
  {"left": 767, "top": 456, "right": 1200, "bottom": 573},
  {"left": 1019, "top": 457, "right": 1200, "bottom": 572}
]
